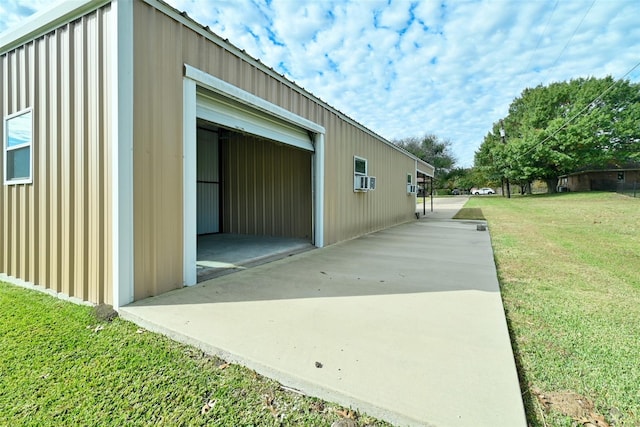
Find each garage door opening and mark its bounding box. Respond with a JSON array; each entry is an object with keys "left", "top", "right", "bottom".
[
  {"left": 195, "top": 122, "right": 314, "bottom": 281},
  {"left": 183, "top": 66, "right": 325, "bottom": 287}
]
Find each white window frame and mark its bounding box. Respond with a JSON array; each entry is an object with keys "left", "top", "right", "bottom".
[
  {"left": 3, "top": 108, "right": 33, "bottom": 185},
  {"left": 407, "top": 173, "right": 417, "bottom": 194},
  {"left": 354, "top": 156, "right": 368, "bottom": 176},
  {"left": 353, "top": 156, "right": 371, "bottom": 192}
]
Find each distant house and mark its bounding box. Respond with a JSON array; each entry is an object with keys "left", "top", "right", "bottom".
[
  {"left": 0, "top": 0, "right": 434, "bottom": 308},
  {"left": 557, "top": 167, "right": 640, "bottom": 192}
]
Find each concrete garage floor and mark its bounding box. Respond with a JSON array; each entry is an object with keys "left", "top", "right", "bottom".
[
  {"left": 197, "top": 234, "right": 314, "bottom": 282},
  {"left": 121, "top": 198, "right": 526, "bottom": 427}
]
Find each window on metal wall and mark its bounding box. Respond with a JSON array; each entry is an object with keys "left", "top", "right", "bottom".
[
  {"left": 4, "top": 108, "right": 33, "bottom": 184},
  {"left": 407, "top": 173, "right": 416, "bottom": 194},
  {"left": 353, "top": 156, "right": 375, "bottom": 191}
]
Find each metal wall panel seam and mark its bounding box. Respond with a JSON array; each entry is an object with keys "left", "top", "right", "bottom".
[
  {"left": 36, "top": 37, "right": 48, "bottom": 288},
  {"left": 28, "top": 36, "right": 38, "bottom": 283},
  {"left": 60, "top": 24, "right": 73, "bottom": 296}
]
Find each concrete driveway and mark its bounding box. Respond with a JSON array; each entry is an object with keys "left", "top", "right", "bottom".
[{"left": 120, "top": 197, "right": 526, "bottom": 427}]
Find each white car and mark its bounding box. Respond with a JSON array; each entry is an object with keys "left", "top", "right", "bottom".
[{"left": 472, "top": 187, "right": 495, "bottom": 195}]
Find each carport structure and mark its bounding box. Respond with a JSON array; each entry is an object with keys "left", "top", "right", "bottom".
[{"left": 0, "top": 0, "right": 434, "bottom": 309}]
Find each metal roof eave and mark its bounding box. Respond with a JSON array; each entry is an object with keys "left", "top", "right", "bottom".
[{"left": 0, "top": 0, "right": 109, "bottom": 55}]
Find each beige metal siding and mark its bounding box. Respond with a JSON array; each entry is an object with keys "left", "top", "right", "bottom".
[
  {"left": 323, "top": 111, "right": 417, "bottom": 245},
  {"left": 132, "top": 2, "right": 184, "bottom": 300},
  {"left": 0, "top": 6, "right": 113, "bottom": 304},
  {"left": 221, "top": 132, "right": 312, "bottom": 239},
  {"left": 132, "top": 0, "right": 421, "bottom": 297}
]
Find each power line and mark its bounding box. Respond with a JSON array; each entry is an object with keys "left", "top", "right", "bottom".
[
  {"left": 518, "top": 59, "right": 640, "bottom": 159},
  {"left": 524, "top": 0, "right": 559, "bottom": 73},
  {"left": 548, "top": 0, "right": 597, "bottom": 72},
  {"left": 517, "top": 0, "right": 596, "bottom": 157}
]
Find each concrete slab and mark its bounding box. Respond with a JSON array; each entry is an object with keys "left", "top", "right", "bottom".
[
  {"left": 417, "top": 195, "right": 471, "bottom": 220},
  {"left": 197, "top": 234, "right": 314, "bottom": 281},
  {"left": 120, "top": 197, "right": 526, "bottom": 427}
]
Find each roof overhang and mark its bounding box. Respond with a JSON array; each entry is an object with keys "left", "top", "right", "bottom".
[
  {"left": 0, "top": 0, "right": 109, "bottom": 55},
  {"left": 417, "top": 163, "right": 435, "bottom": 178},
  {"left": 562, "top": 166, "right": 640, "bottom": 178}
]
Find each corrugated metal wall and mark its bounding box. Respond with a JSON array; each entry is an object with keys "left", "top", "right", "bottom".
[
  {"left": 133, "top": 2, "right": 184, "bottom": 300},
  {"left": 323, "top": 111, "right": 418, "bottom": 244},
  {"left": 0, "top": 5, "right": 113, "bottom": 304},
  {"left": 196, "top": 127, "right": 220, "bottom": 234},
  {"left": 221, "top": 131, "right": 312, "bottom": 239},
  {"left": 132, "top": 0, "right": 420, "bottom": 299}
]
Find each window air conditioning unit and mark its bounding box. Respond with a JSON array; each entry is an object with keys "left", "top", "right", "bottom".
[
  {"left": 407, "top": 184, "right": 417, "bottom": 194},
  {"left": 369, "top": 176, "right": 376, "bottom": 191},
  {"left": 354, "top": 175, "right": 371, "bottom": 192}
]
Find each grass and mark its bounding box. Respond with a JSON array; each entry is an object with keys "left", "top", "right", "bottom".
[
  {"left": 465, "top": 192, "right": 640, "bottom": 426},
  {"left": 451, "top": 207, "right": 485, "bottom": 220},
  {"left": 0, "top": 284, "right": 389, "bottom": 426}
]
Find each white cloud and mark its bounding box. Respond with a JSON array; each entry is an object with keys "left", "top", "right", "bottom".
[
  {"left": 2, "top": 0, "right": 639, "bottom": 167},
  {"left": 0, "top": 0, "right": 62, "bottom": 33}
]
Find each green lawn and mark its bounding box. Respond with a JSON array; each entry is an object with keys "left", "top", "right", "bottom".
[
  {"left": 0, "top": 284, "right": 387, "bottom": 426},
  {"left": 464, "top": 192, "right": 640, "bottom": 427}
]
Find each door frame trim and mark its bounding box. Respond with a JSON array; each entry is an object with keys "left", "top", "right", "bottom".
[{"left": 182, "top": 65, "right": 325, "bottom": 287}]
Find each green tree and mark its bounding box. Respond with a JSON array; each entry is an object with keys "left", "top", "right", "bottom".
[
  {"left": 394, "top": 134, "right": 457, "bottom": 188},
  {"left": 476, "top": 76, "right": 640, "bottom": 192},
  {"left": 442, "top": 167, "right": 474, "bottom": 191}
]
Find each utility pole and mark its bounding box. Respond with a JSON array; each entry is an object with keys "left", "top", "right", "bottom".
[{"left": 499, "top": 120, "right": 511, "bottom": 199}]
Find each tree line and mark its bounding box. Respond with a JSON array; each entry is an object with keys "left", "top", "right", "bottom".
[
  {"left": 395, "top": 76, "right": 640, "bottom": 194},
  {"left": 477, "top": 76, "right": 640, "bottom": 192}
]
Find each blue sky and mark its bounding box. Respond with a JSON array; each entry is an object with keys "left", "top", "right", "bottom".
[{"left": 2, "top": 0, "right": 639, "bottom": 167}]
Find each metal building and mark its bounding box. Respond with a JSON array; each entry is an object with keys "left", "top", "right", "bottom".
[{"left": 0, "top": 0, "right": 434, "bottom": 308}]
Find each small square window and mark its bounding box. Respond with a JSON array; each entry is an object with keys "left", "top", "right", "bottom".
[
  {"left": 407, "top": 173, "right": 413, "bottom": 184},
  {"left": 4, "top": 108, "right": 33, "bottom": 184},
  {"left": 354, "top": 156, "right": 367, "bottom": 175}
]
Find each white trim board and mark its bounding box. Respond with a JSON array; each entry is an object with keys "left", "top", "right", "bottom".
[
  {"left": 111, "top": 0, "right": 134, "bottom": 309},
  {"left": 185, "top": 65, "right": 324, "bottom": 136},
  {"left": 313, "top": 133, "right": 325, "bottom": 248},
  {"left": 196, "top": 91, "right": 314, "bottom": 152},
  {"left": 182, "top": 78, "right": 198, "bottom": 287}
]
